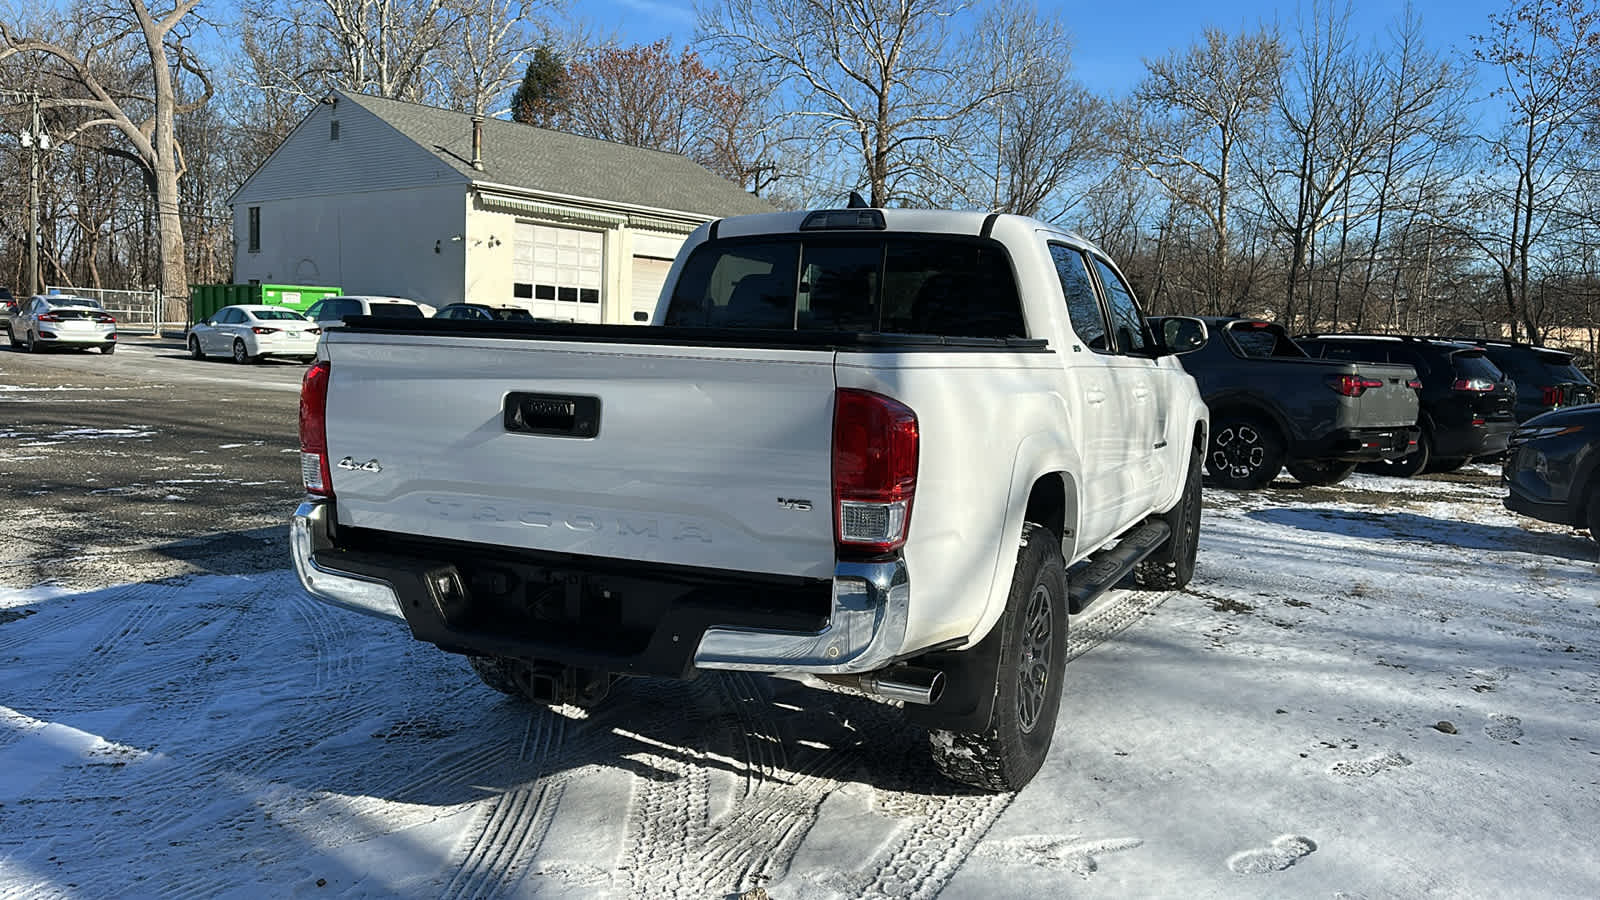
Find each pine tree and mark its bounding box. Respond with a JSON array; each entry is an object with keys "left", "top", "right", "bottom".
[{"left": 511, "top": 45, "right": 567, "bottom": 125}]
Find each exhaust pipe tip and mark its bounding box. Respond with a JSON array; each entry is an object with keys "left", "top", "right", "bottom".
[{"left": 860, "top": 665, "right": 945, "bottom": 706}]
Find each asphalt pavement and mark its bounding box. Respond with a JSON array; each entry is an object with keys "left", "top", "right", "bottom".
[{"left": 0, "top": 335, "right": 309, "bottom": 588}]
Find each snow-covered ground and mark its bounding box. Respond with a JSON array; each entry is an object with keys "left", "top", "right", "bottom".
[{"left": 1, "top": 467, "right": 1595, "bottom": 898}]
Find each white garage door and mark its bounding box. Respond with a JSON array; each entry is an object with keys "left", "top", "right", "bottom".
[
  {"left": 513, "top": 223, "right": 604, "bottom": 323},
  {"left": 630, "top": 256, "right": 673, "bottom": 324}
]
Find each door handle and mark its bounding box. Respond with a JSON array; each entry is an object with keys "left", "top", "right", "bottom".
[
  {"left": 1134, "top": 389, "right": 1152, "bottom": 401},
  {"left": 1087, "top": 389, "right": 1107, "bottom": 405}
]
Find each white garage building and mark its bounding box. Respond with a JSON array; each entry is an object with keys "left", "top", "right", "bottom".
[{"left": 230, "top": 89, "right": 773, "bottom": 323}]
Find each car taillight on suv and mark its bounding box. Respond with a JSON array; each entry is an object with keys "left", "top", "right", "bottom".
[
  {"left": 300, "top": 361, "right": 333, "bottom": 496},
  {"left": 833, "top": 389, "right": 918, "bottom": 556},
  {"left": 1327, "top": 374, "right": 1384, "bottom": 397},
  {"left": 1451, "top": 377, "right": 1496, "bottom": 392}
]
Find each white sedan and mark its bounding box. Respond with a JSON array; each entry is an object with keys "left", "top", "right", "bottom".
[
  {"left": 6, "top": 295, "right": 118, "bottom": 354},
  {"left": 187, "top": 305, "right": 320, "bottom": 364}
]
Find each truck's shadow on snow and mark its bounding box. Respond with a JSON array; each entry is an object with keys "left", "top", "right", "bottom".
[{"left": 1245, "top": 507, "right": 1596, "bottom": 561}]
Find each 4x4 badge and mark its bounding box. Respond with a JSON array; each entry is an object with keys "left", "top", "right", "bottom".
[{"left": 337, "top": 457, "right": 382, "bottom": 473}]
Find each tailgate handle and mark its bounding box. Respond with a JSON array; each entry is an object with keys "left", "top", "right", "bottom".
[{"left": 504, "top": 392, "right": 601, "bottom": 438}]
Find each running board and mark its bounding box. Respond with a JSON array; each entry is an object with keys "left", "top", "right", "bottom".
[{"left": 1066, "top": 520, "right": 1172, "bottom": 614}]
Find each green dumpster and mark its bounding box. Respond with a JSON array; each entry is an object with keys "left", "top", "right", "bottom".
[{"left": 189, "top": 283, "right": 342, "bottom": 324}]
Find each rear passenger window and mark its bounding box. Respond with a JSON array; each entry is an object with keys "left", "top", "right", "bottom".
[
  {"left": 1050, "top": 244, "right": 1108, "bottom": 351},
  {"left": 664, "top": 236, "right": 1024, "bottom": 338}
]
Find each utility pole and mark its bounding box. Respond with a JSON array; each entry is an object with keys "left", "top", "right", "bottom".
[{"left": 27, "top": 91, "right": 40, "bottom": 297}]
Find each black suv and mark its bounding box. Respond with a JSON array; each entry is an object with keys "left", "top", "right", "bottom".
[
  {"left": 1296, "top": 335, "right": 1517, "bottom": 476},
  {"left": 1447, "top": 339, "right": 1595, "bottom": 422}
]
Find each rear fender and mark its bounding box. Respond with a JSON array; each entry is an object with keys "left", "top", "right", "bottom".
[{"left": 960, "top": 429, "right": 1083, "bottom": 653}]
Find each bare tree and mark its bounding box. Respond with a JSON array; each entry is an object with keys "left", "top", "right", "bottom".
[
  {"left": 3, "top": 0, "right": 212, "bottom": 320},
  {"left": 430, "top": 0, "right": 548, "bottom": 115},
  {"left": 1113, "top": 26, "right": 1286, "bottom": 312},
  {"left": 238, "top": 0, "right": 554, "bottom": 113},
  {"left": 1468, "top": 0, "right": 1600, "bottom": 343},
  {"left": 933, "top": 4, "right": 1099, "bottom": 218},
  {"left": 698, "top": 0, "right": 1043, "bottom": 206}
]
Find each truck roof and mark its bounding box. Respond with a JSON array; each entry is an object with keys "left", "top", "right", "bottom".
[{"left": 711, "top": 208, "right": 1098, "bottom": 252}]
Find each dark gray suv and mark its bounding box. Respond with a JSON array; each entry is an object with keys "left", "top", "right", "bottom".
[{"left": 1297, "top": 335, "right": 1518, "bottom": 476}]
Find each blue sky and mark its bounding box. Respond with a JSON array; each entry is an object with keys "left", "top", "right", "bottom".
[{"left": 566, "top": 0, "right": 1510, "bottom": 98}]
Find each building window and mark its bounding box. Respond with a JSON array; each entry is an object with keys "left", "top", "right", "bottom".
[
  {"left": 247, "top": 207, "right": 260, "bottom": 253},
  {"left": 330, "top": 120, "right": 340, "bottom": 141}
]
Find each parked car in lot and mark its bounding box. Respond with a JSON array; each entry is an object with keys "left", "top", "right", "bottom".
[
  {"left": 1453, "top": 339, "right": 1596, "bottom": 422},
  {"left": 4, "top": 294, "right": 117, "bottom": 354},
  {"left": 1503, "top": 403, "right": 1600, "bottom": 544},
  {"left": 431, "top": 303, "right": 537, "bottom": 321},
  {"left": 187, "top": 304, "right": 320, "bottom": 363},
  {"left": 1296, "top": 334, "right": 1517, "bottom": 476},
  {"left": 304, "top": 295, "right": 431, "bottom": 328},
  {"left": 1152, "top": 316, "right": 1419, "bottom": 487}
]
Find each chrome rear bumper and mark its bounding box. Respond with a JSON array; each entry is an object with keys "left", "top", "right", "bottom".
[
  {"left": 290, "top": 500, "right": 406, "bottom": 622},
  {"left": 291, "top": 498, "right": 911, "bottom": 673}
]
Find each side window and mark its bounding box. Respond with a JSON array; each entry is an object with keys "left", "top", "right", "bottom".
[
  {"left": 1090, "top": 256, "right": 1150, "bottom": 355},
  {"left": 305, "top": 301, "right": 323, "bottom": 320},
  {"left": 1050, "top": 244, "right": 1109, "bottom": 352}
]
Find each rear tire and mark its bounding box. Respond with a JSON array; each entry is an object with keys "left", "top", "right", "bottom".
[
  {"left": 232, "top": 338, "right": 253, "bottom": 364},
  {"left": 189, "top": 335, "right": 206, "bottom": 360},
  {"left": 1206, "top": 415, "right": 1284, "bottom": 489},
  {"left": 1586, "top": 483, "right": 1600, "bottom": 546},
  {"left": 99, "top": 343, "right": 115, "bottom": 355},
  {"left": 26, "top": 330, "right": 42, "bottom": 353},
  {"left": 1285, "top": 458, "right": 1358, "bottom": 486},
  {"left": 1136, "top": 449, "right": 1202, "bottom": 589},
  {"left": 1424, "top": 456, "right": 1470, "bottom": 474},
  {"left": 1363, "top": 429, "right": 1430, "bottom": 478},
  {"left": 929, "top": 522, "right": 1067, "bottom": 792}
]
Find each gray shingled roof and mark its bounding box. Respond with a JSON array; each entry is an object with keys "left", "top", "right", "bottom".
[{"left": 337, "top": 90, "right": 774, "bottom": 218}]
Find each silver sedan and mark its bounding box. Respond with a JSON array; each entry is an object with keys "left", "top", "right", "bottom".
[
  {"left": 5, "top": 295, "right": 118, "bottom": 354},
  {"left": 187, "top": 305, "right": 321, "bottom": 364}
]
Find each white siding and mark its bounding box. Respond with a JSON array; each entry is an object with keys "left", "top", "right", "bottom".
[
  {"left": 232, "top": 185, "right": 468, "bottom": 306},
  {"left": 232, "top": 98, "right": 465, "bottom": 204}
]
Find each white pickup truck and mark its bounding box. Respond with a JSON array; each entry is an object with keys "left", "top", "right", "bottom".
[{"left": 290, "top": 207, "right": 1211, "bottom": 791}]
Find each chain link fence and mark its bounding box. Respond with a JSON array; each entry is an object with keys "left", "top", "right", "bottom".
[{"left": 44, "top": 286, "right": 163, "bottom": 335}]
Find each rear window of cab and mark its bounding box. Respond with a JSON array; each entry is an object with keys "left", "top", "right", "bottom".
[{"left": 664, "top": 235, "right": 1026, "bottom": 339}]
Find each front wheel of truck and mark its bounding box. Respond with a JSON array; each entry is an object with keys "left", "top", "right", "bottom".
[
  {"left": 1136, "top": 449, "right": 1202, "bottom": 589},
  {"left": 929, "top": 522, "right": 1067, "bottom": 792}
]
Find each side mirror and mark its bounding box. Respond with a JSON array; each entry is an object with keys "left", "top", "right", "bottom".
[{"left": 1159, "top": 317, "right": 1209, "bottom": 356}]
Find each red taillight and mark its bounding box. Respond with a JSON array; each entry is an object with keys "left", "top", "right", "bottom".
[
  {"left": 95, "top": 314, "right": 116, "bottom": 324},
  {"left": 37, "top": 313, "right": 60, "bottom": 322},
  {"left": 1406, "top": 378, "right": 1423, "bottom": 390},
  {"left": 1452, "top": 378, "right": 1494, "bottom": 392},
  {"left": 307, "top": 327, "right": 322, "bottom": 335},
  {"left": 299, "top": 361, "right": 333, "bottom": 496},
  {"left": 252, "top": 326, "right": 279, "bottom": 335},
  {"left": 1328, "top": 374, "right": 1384, "bottom": 397},
  {"left": 1539, "top": 385, "right": 1562, "bottom": 407},
  {"left": 833, "top": 389, "right": 918, "bottom": 555}
]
